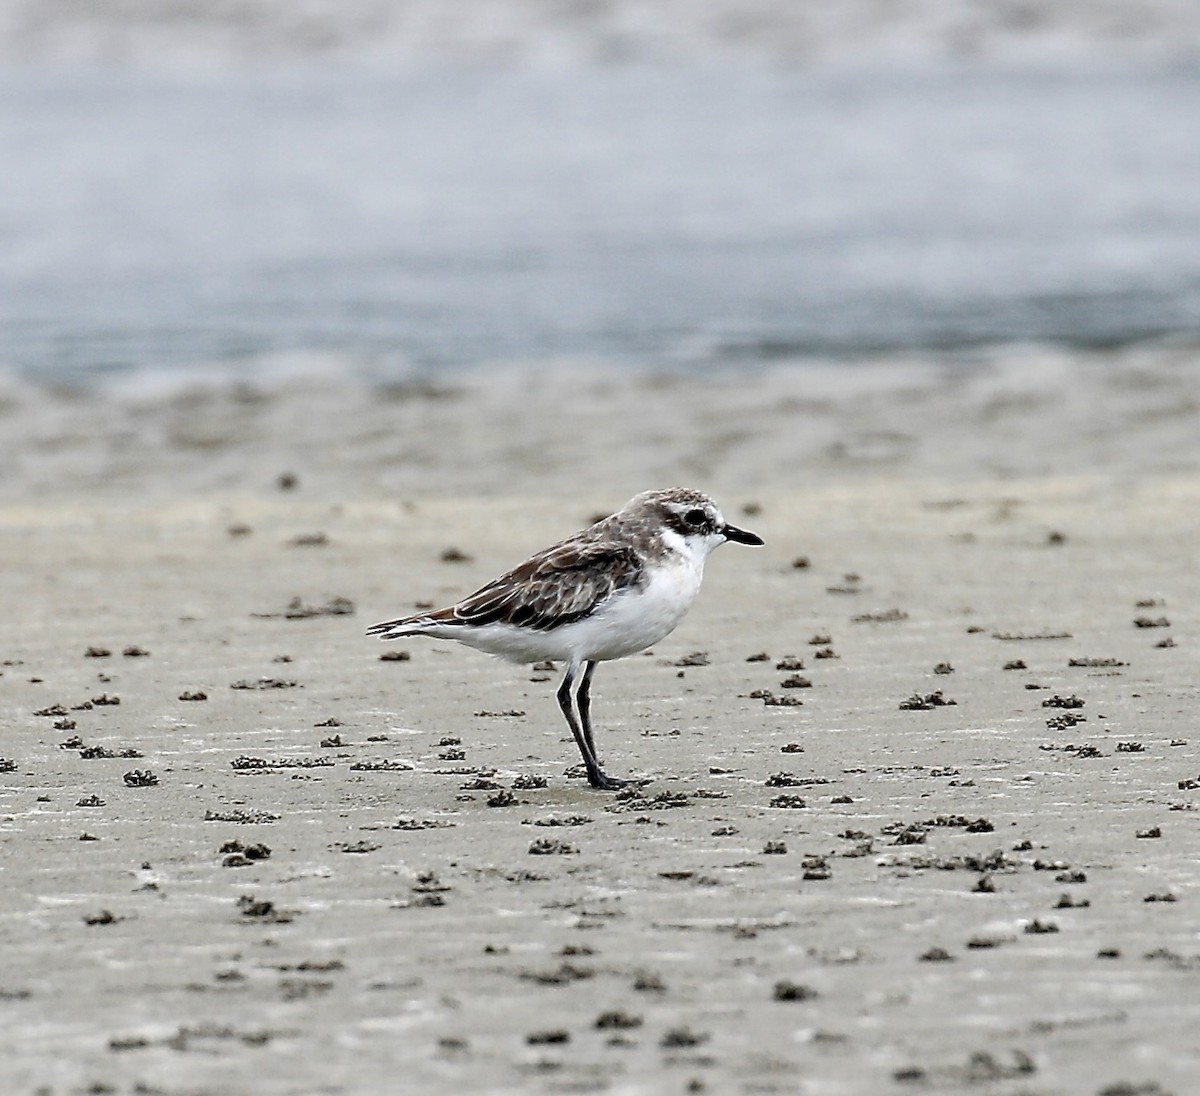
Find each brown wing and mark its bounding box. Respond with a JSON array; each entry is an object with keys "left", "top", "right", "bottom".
[{"left": 450, "top": 538, "right": 644, "bottom": 631}]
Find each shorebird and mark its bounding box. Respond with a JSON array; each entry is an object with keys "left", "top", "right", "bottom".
[{"left": 368, "top": 488, "right": 763, "bottom": 789}]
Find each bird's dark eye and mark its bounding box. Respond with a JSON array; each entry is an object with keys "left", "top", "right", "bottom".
[{"left": 684, "top": 508, "right": 707, "bottom": 527}]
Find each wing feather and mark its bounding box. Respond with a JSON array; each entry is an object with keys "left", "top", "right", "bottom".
[{"left": 452, "top": 538, "right": 644, "bottom": 631}]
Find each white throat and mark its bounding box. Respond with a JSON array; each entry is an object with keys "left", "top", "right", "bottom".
[{"left": 659, "top": 526, "right": 718, "bottom": 572}]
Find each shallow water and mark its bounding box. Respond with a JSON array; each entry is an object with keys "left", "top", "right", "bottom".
[{"left": 2, "top": 63, "right": 1199, "bottom": 381}]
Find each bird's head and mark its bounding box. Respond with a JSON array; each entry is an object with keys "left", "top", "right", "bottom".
[{"left": 621, "top": 487, "right": 764, "bottom": 559}]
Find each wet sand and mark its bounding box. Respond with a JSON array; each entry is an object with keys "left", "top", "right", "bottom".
[{"left": 3, "top": 347, "right": 1200, "bottom": 1095}]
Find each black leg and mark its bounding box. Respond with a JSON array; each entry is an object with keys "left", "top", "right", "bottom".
[
  {"left": 577, "top": 660, "right": 598, "bottom": 759},
  {"left": 556, "top": 663, "right": 602, "bottom": 784},
  {"left": 556, "top": 660, "right": 633, "bottom": 791}
]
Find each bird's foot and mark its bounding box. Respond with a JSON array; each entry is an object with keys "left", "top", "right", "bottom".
[{"left": 586, "top": 769, "right": 646, "bottom": 791}]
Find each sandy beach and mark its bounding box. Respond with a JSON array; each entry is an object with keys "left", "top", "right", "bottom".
[{"left": 2, "top": 346, "right": 1200, "bottom": 1094}]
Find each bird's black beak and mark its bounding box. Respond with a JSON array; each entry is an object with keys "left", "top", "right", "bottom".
[{"left": 721, "top": 522, "right": 764, "bottom": 546}]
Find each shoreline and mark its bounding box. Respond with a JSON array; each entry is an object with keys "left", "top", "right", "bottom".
[{"left": 3, "top": 348, "right": 1200, "bottom": 1093}]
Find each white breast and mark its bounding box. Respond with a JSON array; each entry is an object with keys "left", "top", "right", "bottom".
[{"left": 577, "top": 549, "right": 705, "bottom": 661}]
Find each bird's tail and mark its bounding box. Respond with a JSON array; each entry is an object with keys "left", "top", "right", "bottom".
[{"left": 366, "top": 607, "right": 455, "bottom": 640}]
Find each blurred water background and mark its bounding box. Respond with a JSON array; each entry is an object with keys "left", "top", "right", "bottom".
[{"left": 2, "top": 1, "right": 1200, "bottom": 384}]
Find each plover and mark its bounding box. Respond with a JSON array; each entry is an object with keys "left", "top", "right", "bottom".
[{"left": 367, "top": 488, "right": 763, "bottom": 789}]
